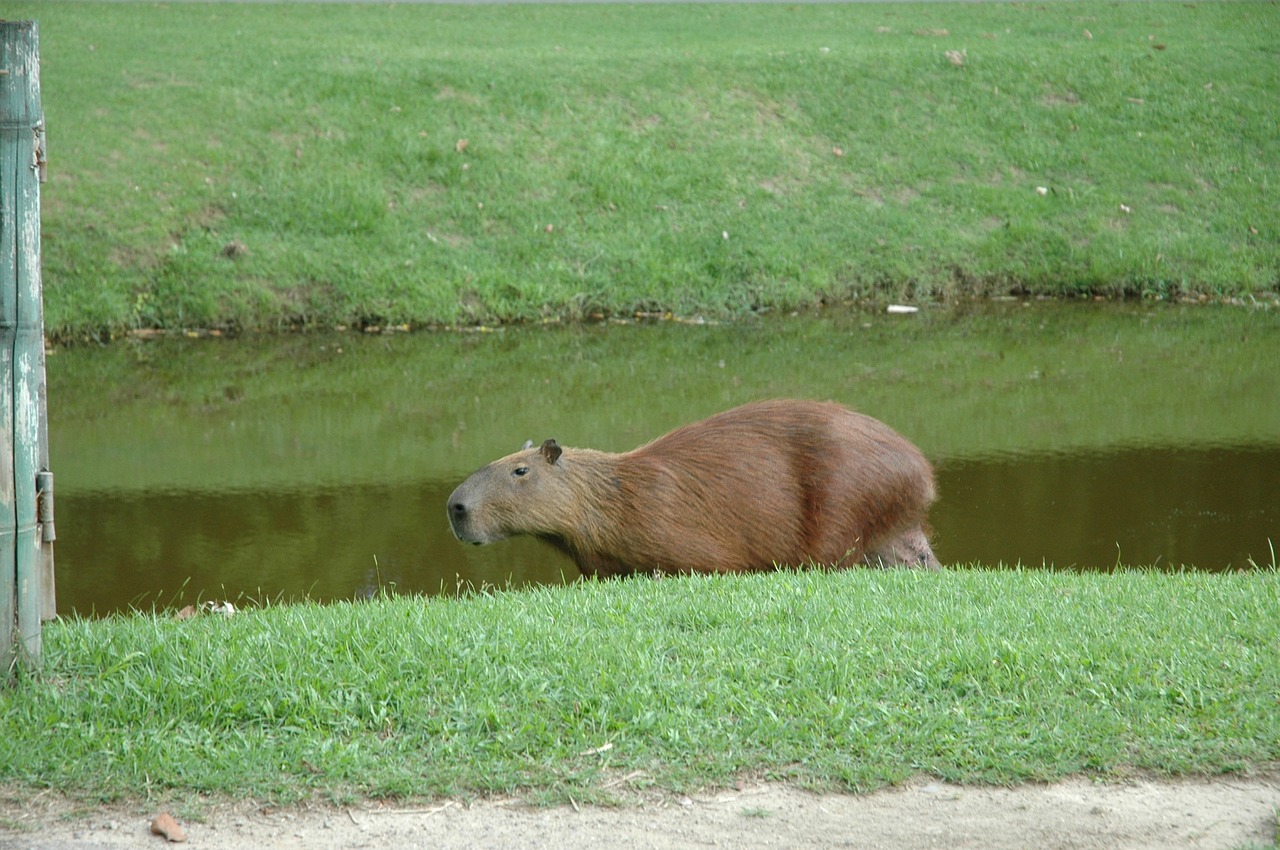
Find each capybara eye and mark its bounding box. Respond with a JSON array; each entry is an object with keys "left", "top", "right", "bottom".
[{"left": 512, "top": 467, "right": 529, "bottom": 477}]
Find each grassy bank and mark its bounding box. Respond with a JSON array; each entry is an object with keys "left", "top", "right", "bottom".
[
  {"left": 17, "top": 2, "right": 1280, "bottom": 340},
  {"left": 2, "top": 569, "right": 1277, "bottom": 806}
]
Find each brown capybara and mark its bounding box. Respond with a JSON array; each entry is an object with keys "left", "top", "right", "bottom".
[{"left": 446, "top": 399, "right": 940, "bottom": 577}]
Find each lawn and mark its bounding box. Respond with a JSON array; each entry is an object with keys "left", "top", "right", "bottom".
[
  {"left": 2, "top": 568, "right": 1276, "bottom": 804},
  {"left": 9, "top": 1, "right": 1278, "bottom": 340}
]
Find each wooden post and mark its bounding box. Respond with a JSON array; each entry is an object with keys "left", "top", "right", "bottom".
[{"left": 1, "top": 20, "right": 52, "bottom": 678}]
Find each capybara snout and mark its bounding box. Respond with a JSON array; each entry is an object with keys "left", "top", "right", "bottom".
[
  {"left": 445, "top": 497, "right": 477, "bottom": 542},
  {"left": 447, "top": 400, "right": 939, "bottom": 577}
]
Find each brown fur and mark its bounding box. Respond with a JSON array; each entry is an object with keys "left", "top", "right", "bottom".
[{"left": 447, "top": 400, "right": 939, "bottom": 577}]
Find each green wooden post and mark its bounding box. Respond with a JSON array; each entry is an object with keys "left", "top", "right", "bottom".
[{"left": 1, "top": 20, "right": 52, "bottom": 677}]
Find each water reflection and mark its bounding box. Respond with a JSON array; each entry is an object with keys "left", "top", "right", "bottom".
[
  {"left": 934, "top": 444, "right": 1279, "bottom": 571},
  {"left": 48, "top": 303, "right": 1279, "bottom": 615}
]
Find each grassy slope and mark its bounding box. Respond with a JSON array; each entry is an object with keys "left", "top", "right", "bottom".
[
  {"left": 2, "top": 569, "right": 1277, "bottom": 805},
  {"left": 17, "top": 2, "right": 1280, "bottom": 339}
]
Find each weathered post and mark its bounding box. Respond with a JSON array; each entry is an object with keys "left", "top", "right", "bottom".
[{"left": 1, "top": 20, "right": 53, "bottom": 678}]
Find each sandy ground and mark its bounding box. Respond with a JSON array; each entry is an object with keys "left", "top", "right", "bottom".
[{"left": 2, "top": 777, "right": 1277, "bottom": 850}]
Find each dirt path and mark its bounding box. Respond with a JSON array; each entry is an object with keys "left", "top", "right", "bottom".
[{"left": 4, "top": 777, "right": 1278, "bottom": 850}]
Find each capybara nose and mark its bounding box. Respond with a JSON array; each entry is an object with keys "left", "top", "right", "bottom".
[{"left": 448, "top": 499, "right": 467, "bottom": 519}]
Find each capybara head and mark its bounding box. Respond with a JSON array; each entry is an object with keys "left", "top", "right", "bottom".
[{"left": 447, "top": 438, "right": 571, "bottom": 545}]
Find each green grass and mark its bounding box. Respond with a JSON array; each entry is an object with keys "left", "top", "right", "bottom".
[
  {"left": 14, "top": 2, "right": 1280, "bottom": 340},
  {"left": 2, "top": 569, "right": 1277, "bottom": 805}
]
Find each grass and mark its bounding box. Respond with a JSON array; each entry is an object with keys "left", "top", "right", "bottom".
[
  {"left": 2, "top": 568, "right": 1277, "bottom": 805},
  {"left": 13, "top": 2, "right": 1280, "bottom": 340}
]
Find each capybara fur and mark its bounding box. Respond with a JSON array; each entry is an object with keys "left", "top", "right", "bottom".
[{"left": 447, "top": 399, "right": 939, "bottom": 577}]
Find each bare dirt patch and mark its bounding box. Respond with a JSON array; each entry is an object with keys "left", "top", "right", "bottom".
[{"left": 3, "top": 777, "right": 1277, "bottom": 850}]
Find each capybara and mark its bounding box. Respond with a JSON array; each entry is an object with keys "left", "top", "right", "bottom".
[{"left": 446, "top": 399, "right": 939, "bottom": 577}]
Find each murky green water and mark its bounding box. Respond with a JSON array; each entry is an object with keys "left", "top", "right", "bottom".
[{"left": 49, "top": 303, "right": 1279, "bottom": 615}]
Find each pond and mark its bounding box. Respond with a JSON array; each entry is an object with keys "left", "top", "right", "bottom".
[{"left": 49, "top": 302, "right": 1279, "bottom": 616}]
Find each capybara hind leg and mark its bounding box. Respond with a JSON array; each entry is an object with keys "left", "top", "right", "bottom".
[{"left": 863, "top": 527, "right": 941, "bottom": 569}]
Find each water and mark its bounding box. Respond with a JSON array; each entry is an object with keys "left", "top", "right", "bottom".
[
  {"left": 935, "top": 445, "right": 1278, "bottom": 570},
  {"left": 48, "top": 303, "right": 1279, "bottom": 615}
]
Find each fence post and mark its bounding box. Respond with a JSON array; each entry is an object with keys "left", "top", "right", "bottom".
[{"left": 1, "top": 20, "right": 53, "bottom": 678}]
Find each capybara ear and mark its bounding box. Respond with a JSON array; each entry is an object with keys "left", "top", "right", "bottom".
[
  {"left": 540, "top": 439, "right": 563, "bottom": 465},
  {"left": 521, "top": 439, "right": 535, "bottom": 450}
]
